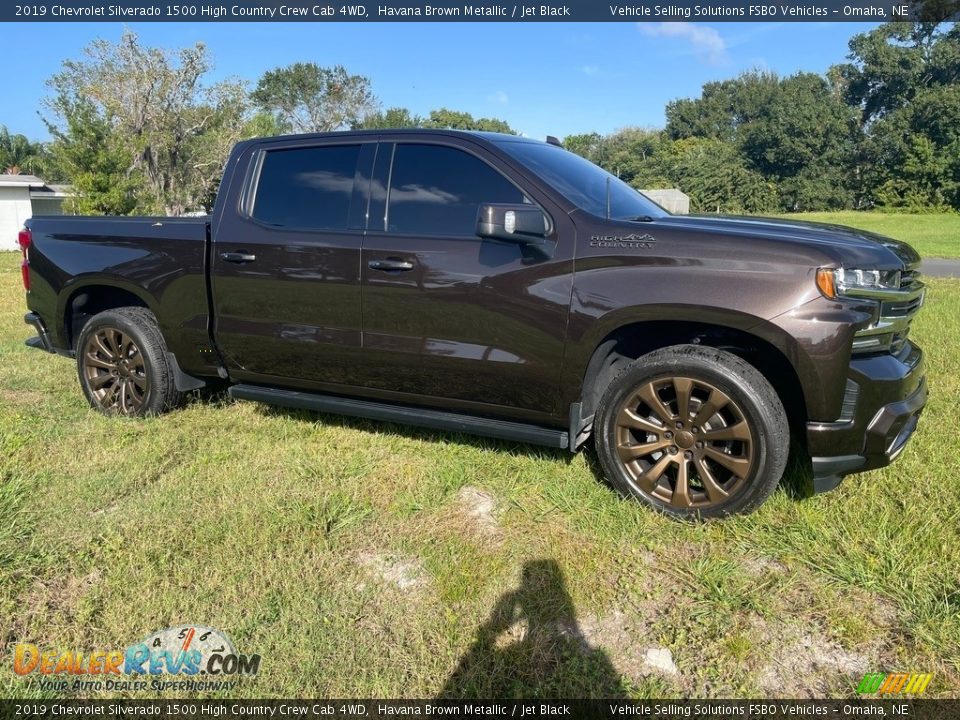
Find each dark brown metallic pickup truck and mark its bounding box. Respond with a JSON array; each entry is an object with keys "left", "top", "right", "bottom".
[{"left": 20, "top": 130, "right": 927, "bottom": 518}]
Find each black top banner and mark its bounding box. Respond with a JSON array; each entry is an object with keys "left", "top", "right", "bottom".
[
  {"left": 4, "top": 700, "right": 960, "bottom": 720},
  {"left": 5, "top": 0, "right": 960, "bottom": 22}
]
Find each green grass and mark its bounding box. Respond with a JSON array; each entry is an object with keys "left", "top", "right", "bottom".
[
  {"left": 2, "top": 254, "right": 959, "bottom": 699},
  {"left": 775, "top": 211, "right": 960, "bottom": 259}
]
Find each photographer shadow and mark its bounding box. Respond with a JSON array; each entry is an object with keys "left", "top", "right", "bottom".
[{"left": 438, "top": 559, "right": 628, "bottom": 699}]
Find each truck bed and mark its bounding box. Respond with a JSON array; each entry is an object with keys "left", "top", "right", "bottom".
[{"left": 24, "top": 214, "right": 213, "bottom": 375}]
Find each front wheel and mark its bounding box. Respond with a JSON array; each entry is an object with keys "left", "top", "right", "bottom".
[
  {"left": 594, "top": 345, "right": 789, "bottom": 519},
  {"left": 76, "top": 307, "right": 183, "bottom": 417}
]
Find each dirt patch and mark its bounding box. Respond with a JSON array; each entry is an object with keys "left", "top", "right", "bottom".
[
  {"left": 742, "top": 556, "right": 788, "bottom": 576},
  {"left": 89, "top": 503, "right": 120, "bottom": 517},
  {"left": 492, "top": 619, "right": 528, "bottom": 650},
  {"left": 9, "top": 569, "right": 103, "bottom": 644},
  {"left": 0, "top": 388, "right": 45, "bottom": 407},
  {"left": 756, "top": 617, "right": 871, "bottom": 697},
  {"left": 454, "top": 486, "right": 499, "bottom": 534},
  {"left": 865, "top": 596, "right": 900, "bottom": 627},
  {"left": 357, "top": 552, "right": 427, "bottom": 591},
  {"left": 569, "top": 605, "right": 685, "bottom": 684}
]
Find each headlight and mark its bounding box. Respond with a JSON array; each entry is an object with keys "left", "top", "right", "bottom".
[{"left": 816, "top": 268, "right": 902, "bottom": 299}]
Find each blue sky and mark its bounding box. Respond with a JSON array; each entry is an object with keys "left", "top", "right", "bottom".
[{"left": 0, "top": 21, "right": 878, "bottom": 141}]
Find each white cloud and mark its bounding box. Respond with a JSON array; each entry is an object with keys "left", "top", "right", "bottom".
[
  {"left": 581, "top": 64, "right": 600, "bottom": 76},
  {"left": 638, "top": 22, "right": 728, "bottom": 65},
  {"left": 488, "top": 90, "right": 509, "bottom": 105}
]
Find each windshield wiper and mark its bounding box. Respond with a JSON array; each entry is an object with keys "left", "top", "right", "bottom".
[{"left": 622, "top": 215, "right": 655, "bottom": 222}]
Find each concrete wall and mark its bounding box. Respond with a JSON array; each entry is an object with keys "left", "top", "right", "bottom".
[
  {"left": 640, "top": 189, "right": 690, "bottom": 215},
  {"left": 0, "top": 193, "right": 68, "bottom": 251},
  {"left": 0, "top": 186, "right": 33, "bottom": 250}
]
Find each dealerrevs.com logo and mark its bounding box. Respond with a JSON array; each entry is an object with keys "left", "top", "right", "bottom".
[{"left": 13, "top": 625, "right": 260, "bottom": 692}]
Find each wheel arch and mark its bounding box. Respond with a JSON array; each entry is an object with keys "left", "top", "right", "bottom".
[
  {"left": 58, "top": 279, "right": 156, "bottom": 351},
  {"left": 573, "top": 315, "right": 809, "bottom": 443}
]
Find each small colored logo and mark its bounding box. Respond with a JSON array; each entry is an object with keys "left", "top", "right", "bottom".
[
  {"left": 13, "top": 625, "right": 260, "bottom": 691},
  {"left": 857, "top": 672, "right": 933, "bottom": 695}
]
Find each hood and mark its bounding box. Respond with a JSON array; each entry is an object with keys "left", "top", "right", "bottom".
[{"left": 654, "top": 214, "right": 921, "bottom": 270}]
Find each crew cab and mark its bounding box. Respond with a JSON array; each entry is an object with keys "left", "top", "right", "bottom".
[{"left": 20, "top": 130, "right": 927, "bottom": 518}]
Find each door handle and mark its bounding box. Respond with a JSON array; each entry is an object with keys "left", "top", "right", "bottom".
[
  {"left": 220, "top": 252, "right": 257, "bottom": 263},
  {"left": 368, "top": 259, "right": 414, "bottom": 272}
]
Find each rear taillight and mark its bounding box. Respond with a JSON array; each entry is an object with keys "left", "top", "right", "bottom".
[{"left": 18, "top": 228, "right": 31, "bottom": 292}]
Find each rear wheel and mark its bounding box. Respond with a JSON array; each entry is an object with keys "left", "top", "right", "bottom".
[
  {"left": 594, "top": 345, "right": 789, "bottom": 519},
  {"left": 76, "top": 307, "right": 183, "bottom": 416}
]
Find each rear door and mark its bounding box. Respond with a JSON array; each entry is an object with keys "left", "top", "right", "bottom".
[
  {"left": 359, "top": 138, "right": 574, "bottom": 419},
  {"left": 211, "top": 138, "right": 375, "bottom": 386}
]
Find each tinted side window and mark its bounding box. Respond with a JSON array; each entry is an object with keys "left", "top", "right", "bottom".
[
  {"left": 387, "top": 144, "right": 526, "bottom": 236},
  {"left": 252, "top": 145, "right": 361, "bottom": 230}
]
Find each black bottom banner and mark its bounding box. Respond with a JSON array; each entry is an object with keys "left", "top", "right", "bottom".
[{"left": 3, "top": 700, "right": 960, "bottom": 720}]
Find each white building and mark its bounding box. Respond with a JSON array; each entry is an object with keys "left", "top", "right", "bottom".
[
  {"left": 640, "top": 188, "right": 690, "bottom": 215},
  {"left": 0, "top": 174, "right": 73, "bottom": 250}
]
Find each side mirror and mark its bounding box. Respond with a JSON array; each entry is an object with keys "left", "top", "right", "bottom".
[{"left": 476, "top": 204, "right": 550, "bottom": 244}]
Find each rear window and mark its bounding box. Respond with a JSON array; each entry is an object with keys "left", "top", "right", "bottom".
[{"left": 252, "top": 145, "right": 361, "bottom": 230}]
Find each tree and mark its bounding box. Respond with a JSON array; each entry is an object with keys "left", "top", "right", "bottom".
[
  {"left": 666, "top": 70, "right": 781, "bottom": 143},
  {"left": 867, "top": 84, "right": 960, "bottom": 210},
  {"left": 662, "top": 138, "right": 778, "bottom": 214},
  {"left": 423, "top": 108, "right": 516, "bottom": 134},
  {"left": 356, "top": 106, "right": 423, "bottom": 129},
  {"left": 834, "top": 22, "right": 960, "bottom": 126},
  {"left": 44, "top": 30, "right": 249, "bottom": 215},
  {"left": 666, "top": 70, "right": 858, "bottom": 211},
  {"left": 594, "top": 128, "right": 670, "bottom": 188},
  {"left": 51, "top": 100, "right": 141, "bottom": 216},
  {"left": 243, "top": 110, "right": 289, "bottom": 139},
  {"left": 836, "top": 21, "right": 960, "bottom": 209},
  {"left": 251, "top": 63, "right": 377, "bottom": 134},
  {"left": 562, "top": 132, "right": 605, "bottom": 165},
  {"left": 0, "top": 127, "right": 51, "bottom": 176}
]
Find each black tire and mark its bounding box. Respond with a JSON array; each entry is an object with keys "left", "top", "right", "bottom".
[
  {"left": 594, "top": 344, "right": 789, "bottom": 519},
  {"left": 76, "top": 307, "right": 184, "bottom": 417}
]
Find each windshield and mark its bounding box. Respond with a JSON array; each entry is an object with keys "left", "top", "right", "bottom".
[{"left": 495, "top": 141, "right": 668, "bottom": 221}]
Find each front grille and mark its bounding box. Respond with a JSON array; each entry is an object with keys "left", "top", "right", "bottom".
[
  {"left": 883, "top": 295, "right": 923, "bottom": 318},
  {"left": 900, "top": 269, "right": 921, "bottom": 289},
  {"left": 851, "top": 265, "right": 924, "bottom": 356}
]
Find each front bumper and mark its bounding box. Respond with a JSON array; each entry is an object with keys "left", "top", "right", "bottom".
[{"left": 807, "top": 341, "right": 926, "bottom": 492}]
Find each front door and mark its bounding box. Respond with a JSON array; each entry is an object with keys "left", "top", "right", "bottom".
[{"left": 360, "top": 140, "right": 573, "bottom": 419}]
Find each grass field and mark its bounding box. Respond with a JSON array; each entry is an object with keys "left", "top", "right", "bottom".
[
  {"left": 776, "top": 212, "right": 959, "bottom": 259},
  {"left": 2, "top": 253, "right": 959, "bottom": 700}
]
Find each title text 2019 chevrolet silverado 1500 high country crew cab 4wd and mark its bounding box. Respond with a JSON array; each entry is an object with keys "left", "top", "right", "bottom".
[{"left": 20, "top": 130, "right": 927, "bottom": 518}]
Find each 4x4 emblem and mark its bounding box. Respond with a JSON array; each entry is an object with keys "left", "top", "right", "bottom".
[{"left": 589, "top": 233, "right": 656, "bottom": 249}]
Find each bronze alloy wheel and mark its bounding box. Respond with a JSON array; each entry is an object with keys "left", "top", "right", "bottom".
[
  {"left": 82, "top": 327, "right": 149, "bottom": 414},
  {"left": 615, "top": 376, "right": 755, "bottom": 509}
]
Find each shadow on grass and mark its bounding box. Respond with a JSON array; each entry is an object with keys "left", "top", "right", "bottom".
[
  {"left": 205, "top": 390, "right": 816, "bottom": 507},
  {"left": 438, "top": 559, "right": 629, "bottom": 699},
  {"left": 779, "top": 440, "right": 816, "bottom": 501},
  {"left": 246, "top": 399, "right": 578, "bottom": 464}
]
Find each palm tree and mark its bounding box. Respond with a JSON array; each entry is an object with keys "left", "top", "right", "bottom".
[{"left": 0, "top": 125, "right": 51, "bottom": 176}]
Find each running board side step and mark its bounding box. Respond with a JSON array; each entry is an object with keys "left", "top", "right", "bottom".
[{"left": 228, "top": 384, "right": 570, "bottom": 449}]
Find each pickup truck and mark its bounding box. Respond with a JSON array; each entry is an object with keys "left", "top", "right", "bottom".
[{"left": 20, "top": 129, "right": 927, "bottom": 518}]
